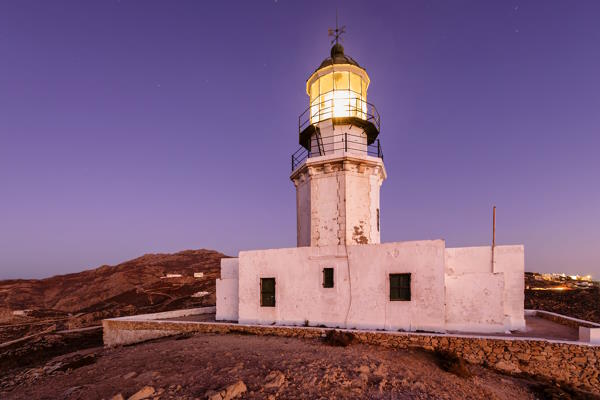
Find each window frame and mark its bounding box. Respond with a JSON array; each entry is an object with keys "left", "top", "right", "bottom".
[
  {"left": 322, "top": 267, "right": 334, "bottom": 288},
  {"left": 389, "top": 273, "right": 411, "bottom": 301},
  {"left": 260, "top": 277, "right": 276, "bottom": 307}
]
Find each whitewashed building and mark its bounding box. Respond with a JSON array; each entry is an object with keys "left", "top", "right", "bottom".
[{"left": 216, "top": 42, "right": 525, "bottom": 334}]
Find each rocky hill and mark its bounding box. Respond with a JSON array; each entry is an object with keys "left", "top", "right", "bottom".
[{"left": 0, "top": 249, "right": 228, "bottom": 337}]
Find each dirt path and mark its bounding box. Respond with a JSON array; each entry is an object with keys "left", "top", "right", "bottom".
[{"left": 0, "top": 333, "right": 587, "bottom": 399}]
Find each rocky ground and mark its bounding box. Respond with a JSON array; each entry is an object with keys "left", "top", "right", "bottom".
[
  {"left": 0, "top": 327, "right": 103, "bottom": 373},
  {"left": 2, "top": 332, "right": 597, "bottom": 400}
]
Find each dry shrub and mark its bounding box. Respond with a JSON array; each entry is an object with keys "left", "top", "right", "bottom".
[
  {"left": 324, "top": 330, "right": 354, "bottom": 347},
  {"left": 433, "top": 350, "right": 472, "bottom": 378}
]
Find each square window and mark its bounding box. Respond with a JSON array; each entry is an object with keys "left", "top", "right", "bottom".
[
  {"left": 323, "top": 268, "right": 334, "bottom": 288},
  {"left": 389, "top": 273, "right": 411, "bottom": 301},
  {"left": 260, "top": 278, "right": 276, "bottom": 307}
]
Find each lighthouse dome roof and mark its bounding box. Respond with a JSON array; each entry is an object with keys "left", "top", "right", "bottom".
[{"left": 315, "top": 43, "right": 364, "bottom": 72}]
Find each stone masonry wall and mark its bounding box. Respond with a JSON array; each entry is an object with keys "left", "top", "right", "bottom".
[{"left": 103, "top": 320, "right": 600, "bottom": 393}]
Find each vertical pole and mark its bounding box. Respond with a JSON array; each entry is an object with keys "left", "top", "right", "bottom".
[{"left": 492, "top": 205, "right": 496, "bottom": 269}]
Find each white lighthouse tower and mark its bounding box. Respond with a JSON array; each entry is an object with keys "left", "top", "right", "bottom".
[
  {"left": 216, "top": 31, "right": 525, "bottom": 334},
  {"left": 291, "top": 41, "right": 386, "bottom": 247}
]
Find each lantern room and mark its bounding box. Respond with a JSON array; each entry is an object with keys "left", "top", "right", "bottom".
[
  {"left": 307, "top": 53, "right": 369, "bottom": 124},
  {"left": 293, "top": 43, "right": 382, "bottom": 171}
]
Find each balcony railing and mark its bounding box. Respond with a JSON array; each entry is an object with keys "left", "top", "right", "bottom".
[
  {"left": 298, "top": 91, "right": 381, "bottom": 136},
  {"left": 291, "top": 132, "right": 383, "bottom": 172}
]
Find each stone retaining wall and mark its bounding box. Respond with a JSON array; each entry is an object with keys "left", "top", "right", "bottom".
[{"left": 103, "top": 319, "right": 600, "bottom": 393}]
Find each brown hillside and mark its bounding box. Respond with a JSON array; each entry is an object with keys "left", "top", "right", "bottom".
[{"left": 0, "top": 249, "right": 228, "bottom": 331}]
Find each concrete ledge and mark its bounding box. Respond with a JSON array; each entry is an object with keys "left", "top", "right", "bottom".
[
  {"left": 102, "top": 307, "right": 215, "bottom": 346},
  {"left": 580, "top": 327, "right": 600, "bottom": 344},
  {"left": 109, "top": 307, "right": 216, "bottom": 322},
  {"left": 526, "top": 309, "right": 600, "bottom": 329}
]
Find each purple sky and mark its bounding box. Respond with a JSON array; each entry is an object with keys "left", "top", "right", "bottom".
[{"left": 1, "top": 1, "right": 599, "bottom": 279}]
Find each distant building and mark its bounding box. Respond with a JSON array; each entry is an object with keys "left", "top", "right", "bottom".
[
  {"left": 215, "top": 40, "right": 525, "bottom": 333},
  {"left": 161, "top": 273, "right": 182, "bottom": 279}
]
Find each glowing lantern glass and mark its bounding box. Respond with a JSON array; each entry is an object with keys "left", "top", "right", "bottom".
[{"left": 307, "top": 67, "right": 369, "bottom": 124}]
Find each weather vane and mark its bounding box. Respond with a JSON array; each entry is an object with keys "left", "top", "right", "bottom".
[{"left": 328, "top": 10, "right": 346, "bottom": 45}]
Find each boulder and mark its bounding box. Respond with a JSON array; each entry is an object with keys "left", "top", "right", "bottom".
[
  {"left": 264, "top": 370, "right": 285, "bottom": 389},
  {"left": 205, "top": 380, "right": 247, "bottom": 400},
  {"left": 494, "top": 361, "right": 521, "bottom": 374},
  {"left": 128, "top": 386, "right": 155, "bottom": 400}
]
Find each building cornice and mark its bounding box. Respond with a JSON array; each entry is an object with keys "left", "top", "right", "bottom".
[{"left": 290, "top": 154, "right": 386, "bottom": 187}]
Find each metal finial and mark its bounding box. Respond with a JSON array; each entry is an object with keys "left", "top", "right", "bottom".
[{"left": 328, "top": 9, "right": 346, "bottom": 45}]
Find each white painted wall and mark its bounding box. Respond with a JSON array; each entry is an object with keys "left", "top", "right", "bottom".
[
  {"left": 494, "top": 245, "right": 526, "bottom": 330},
  {"left": 216, "top": 258, "right": 239, "bottom": 321},
  {"left": 445, "top": 246, "right": 492, "bottom": 275},
  {"left": 346, "top": 241, "right": 446, "bottom": 332},
  {"left": 226, "top": 241, "right": 525, "bottom": 333},
  {"left": 237, "top": 240, "right": 446, "bottom": 332},
  {"left": 445, "top": 273, "right": 507, "bottom": 332},
  {"left": 221, "top": 258, "right": 239, "bottom": 279},
  {"left": 296, "top": 176, "right": 311, "bottom": 247},
  {"left": 310, "top": 123, "right": 368, "bottom": 156},
  {"left": 369, "top": 172, "right": 381, "bottom": 244},
  {"left": 291, "top": 154, "right": 386, "bottom": 248},
  {"left": 311, "top": 170, "right": 342, "bottom": 246},
  {"left": 237, "top": 245, "right": 348, "bottom": 326},
  {"left": 445, "top": 245, "right": 525, "bottom": 331},
  {"left": 579, "top": 327, "right": 600, "bottom": 344},
  {"left": 345, "top": 170, "right": 373, "bottom": 245}
]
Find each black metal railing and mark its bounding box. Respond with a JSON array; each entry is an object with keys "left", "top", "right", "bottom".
[
  {"left": 291, "top": 132, "right": 383, "bottom": 171},
  {"left": 298, "top": 90, "right": 381, "bottom": 135}
]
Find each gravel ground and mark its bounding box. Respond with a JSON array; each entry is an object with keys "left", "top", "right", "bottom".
[{"left": 0, "top": 332, "right": 587, "bottom": 400}]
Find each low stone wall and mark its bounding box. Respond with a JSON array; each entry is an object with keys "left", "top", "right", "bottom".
[
  {"left": 103, "top": 318, "right": 600, "bottom": 393},
  {"left": 102, "top": 307, "right": 215, "bottom": 346},
  {"left": 527, "top": 309, "right": 600, "bottom": 329},
  {"left": 352, "top": 332, "right": 600, "bottom": 393}
]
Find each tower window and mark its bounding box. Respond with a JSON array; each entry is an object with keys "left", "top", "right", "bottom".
[
  {"left": 260, "top": 278, "right": 276, "bottom": 307},
  {"left": 377, "top": 208, "right": 380, "bottom": 232},
  {"left": 323, "top": 268, "right": 334, "bottom": 288},
  {"left": 389, "top": 273, "right": 411, "bottom": 301}
]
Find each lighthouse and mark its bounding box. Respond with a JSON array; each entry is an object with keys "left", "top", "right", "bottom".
[
  {"left": 291, "top": 42, "right": 386, "bottom": 247},
  {"left": 216, "top": 32, "right": 525, "bottom": 334}
]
